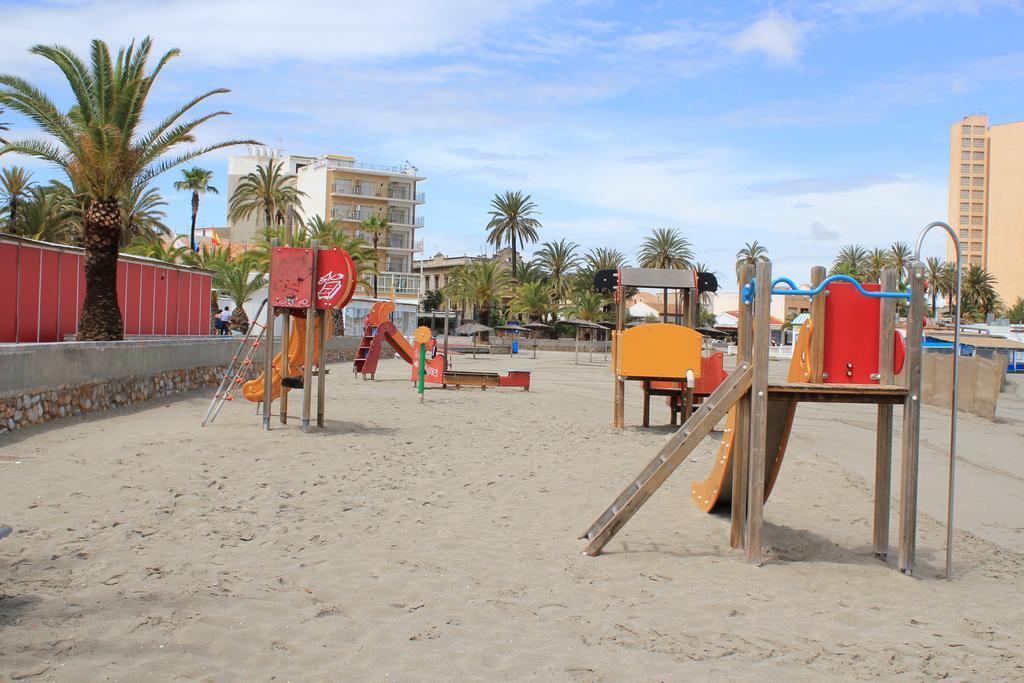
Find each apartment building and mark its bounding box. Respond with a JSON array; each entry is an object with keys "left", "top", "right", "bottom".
[
  {"left": 226, "top": 147, "right": 426, "bottom": 335},
  {"left": 947, "top": 115, "right": 1024, "bottom": 304}
]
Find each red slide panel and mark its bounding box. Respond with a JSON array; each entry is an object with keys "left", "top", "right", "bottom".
[
  {"left": 0, "top": 242, "right": 19, "bottom": 342},
  {"left": 38, "top": 248, "right": 60, "bottom": 342},
  {"left": 17, "top": 245, "right": 41, "bottom": 343}
]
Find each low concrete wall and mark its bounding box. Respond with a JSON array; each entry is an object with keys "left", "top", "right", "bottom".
[
  {"left": 0, "top": 335, "right": 383, "bottom": 435},
  {"left": 922, "top": 352, "right": 1006, "bottom": 419}
]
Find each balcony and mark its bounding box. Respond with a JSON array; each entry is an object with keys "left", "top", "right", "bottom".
[
  {"left": 387, "top": 187, "right": 426, "bottom": 202},
  {"left": 387, "top": 236, "right": 411, "bottom": 250},
  {"left": 388, "top": 213, "right": 424, "bottom": 227},
  {"left": 363, "top": 271, "right": 421, "bottom": 296},
  {"left": 332, "top": 184, "right": 381, "bottom": 198},
  {"left": 335, "top": 209, "right": 381, "bottom": 222}
]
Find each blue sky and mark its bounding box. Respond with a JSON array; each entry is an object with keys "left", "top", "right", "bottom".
[{"left": 3, "top": 0, "right": 1024, "bottom": 282}]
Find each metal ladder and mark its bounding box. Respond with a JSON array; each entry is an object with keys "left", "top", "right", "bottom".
[{"left": 202, "top": 299, "right": 268, "bottom": 426}]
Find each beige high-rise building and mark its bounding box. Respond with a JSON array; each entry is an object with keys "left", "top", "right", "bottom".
[{"left": 947, "top": 115, "right": 1024, "bottom": 305}]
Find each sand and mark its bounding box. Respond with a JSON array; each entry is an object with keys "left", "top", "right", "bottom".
[{"left": 1, "top": 351, "right": 1023, "bottom": 680}]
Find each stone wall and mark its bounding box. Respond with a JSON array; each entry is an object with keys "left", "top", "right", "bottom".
[{"left": 0, "top": 335, "right": 386, "bottom": 436}]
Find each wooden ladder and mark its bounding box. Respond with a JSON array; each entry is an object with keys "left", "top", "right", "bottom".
[{"left": 580, "top": 362, "right": 753, "bottom": 556}]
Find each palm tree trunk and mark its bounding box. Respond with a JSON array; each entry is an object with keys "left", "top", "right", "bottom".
[
  {"left": 511, "top": 231, "right": 517, "bottom": 280},
  {"left": 76, "top": 197, "right": 124, "bottom": 341},
  {"left": 189, "top": 191, "right": 200, "bottom": 252}
]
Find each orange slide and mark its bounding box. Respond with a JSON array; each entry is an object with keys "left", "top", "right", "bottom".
[{"left": 242, "top": 315, "right": 328, "bottom": 402}]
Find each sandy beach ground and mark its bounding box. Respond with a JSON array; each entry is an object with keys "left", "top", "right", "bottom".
[{"left": 1, "top": 350, "right": 1023, "bottom": 680}]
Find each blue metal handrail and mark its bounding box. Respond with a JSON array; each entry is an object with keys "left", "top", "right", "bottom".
[{"left": 743, "top": 274, "right": 911, "bottom": 303}]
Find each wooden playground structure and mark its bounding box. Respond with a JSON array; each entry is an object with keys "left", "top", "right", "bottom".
[
  {"left": 201, "top": 240, "right": 357, "bottom": 432},
  {"left": 583, "top": 223, "right": 964, "bottom": 578}
]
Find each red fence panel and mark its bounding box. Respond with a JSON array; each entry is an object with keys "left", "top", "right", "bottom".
[{"left": 0, "top": 235, "right": 214, "bottom": 343}]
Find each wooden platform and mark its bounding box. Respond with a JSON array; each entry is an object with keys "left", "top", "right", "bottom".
[{"left": 767, "top": 383, "right": 907, "bottom": 404}]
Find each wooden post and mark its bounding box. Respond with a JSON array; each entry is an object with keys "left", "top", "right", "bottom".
[
  {"left": 898, "top": 263, "right": 925, "bottom": 574},
  {"left": 262, "top": 238, "right": 278, "bottom": 430},
  {"left": 575, "top": 326, "right": 580, "bottom": 365},
  {"left": 874, "top": 267, "right": 897, "bottom": 557},
  {"left": 745, "top": 259, "right": 772, "bottom": 564},
  {"left": 687, "top": 287, "right": 698, "bottom": 329},
  {"left": 730, "top": 264, "right": 755, "bottom": 549},
  {"left": 302, "top": 241, "right": 318, "bottom": 432},
  {"left": 317, "top": 309, "right": 328, "bottom": 428},
  {"left": 614, "top": 283, "right": 627, "bottom": 429},
  {"left": 809, "top": 266, "right": 827, "bottom": 382},
  {"left": 642, "top": 381, "right": 650, "bottom": 427}
]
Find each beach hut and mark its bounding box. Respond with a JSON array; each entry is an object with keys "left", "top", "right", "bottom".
[
  {"left": 565, "top": 318, "right": 605, "bottom": 364},
  {"left": 523, "top": 321, "right": 552, "bottom": 358},
  {"left": 455, "top": 322, "right": 493, "bottom": 358}
]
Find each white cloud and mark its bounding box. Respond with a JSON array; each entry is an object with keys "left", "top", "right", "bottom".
[{"left": 729, "top": 11, "right": 808, "bottom": 64}]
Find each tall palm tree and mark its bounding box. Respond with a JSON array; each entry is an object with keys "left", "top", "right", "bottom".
[
  {"left": 0, "top": 166, "right": 34, "bottom": 226},
  {"left": 866, "top": 247, "right": 889, "bottom": 284},
  {"left": 638, "top": 228, "right": 693, "bottom": 321},
  {"left": 359, "top": 213, "right": 390, "bottom": 297},
  {"left": 174, "top": 166, "right": 217, "bottom": 253},
  {"left": 485, "top": 190, "right": 541, "bottom": 278},
  {"left": 214, "top": 256, "right": 268, "bottom": 331},
  {"left": 535, "top": 238, "right": 581, "bottom": 306},
  {"left": 121, "top": 184, "right": 168, "bottom": 246},
  {"left": 509, "top": 281, "right": 553, "bottom": 321},
  {"left": 514, "top": 258, "right": 546, "bottom": 284},
  {"left": 734, "top": 240, "right": 768, "bottom": 284},
  {"left": 0, "top": 37, "right": 256, "bottom": 340},
  {"left": 830, "top": 244, "right": 869, "bottom": 280},
  {"left": 962, "top": 264, "right": 1000, "bottom": 321},
  {"left": 886, "top": 241, "right": 913, "bottom": 290},
  {"left": 182, "top": 241, "right": 232, "bottom": 271},
  {"left": 585, "top": 246, "right": 628, "bottom": 273},
  {"left": 228, "top": 159, "right": 304, "bottom": 232},
  {"left": 924, "top": 256, "right": 947, "bottom": 317},
  {"left": 10, "top": 184, "right": 79, "bottom": 243},
  {"left": 1007, "top": 297, "right": 1024, "bottom": 324}
]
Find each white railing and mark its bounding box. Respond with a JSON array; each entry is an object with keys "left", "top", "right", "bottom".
[
  {"left": 365, "top": 271, "right": 420, "bottom": 296},
  {"left": 725, "top": 345, "right": 794, "bottom": 358}
]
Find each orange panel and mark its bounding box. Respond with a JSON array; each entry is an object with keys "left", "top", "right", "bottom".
[{"left": 617, "top": 323, "right": 702, "bottom": 380}]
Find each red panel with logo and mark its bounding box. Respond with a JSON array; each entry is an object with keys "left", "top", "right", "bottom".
[
  {"left": 315, "top": 248, "right": 357, "bottom": 310},
  {"left": 269, "top": 246, "right": 315, "bottom": 309}
]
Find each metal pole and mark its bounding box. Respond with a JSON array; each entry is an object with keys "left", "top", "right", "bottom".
[
  {"left": 914, "top": 221, "right": 961, "bottom": 580},
  {"left": 443, "top": 299, "right": 450, "bottom": 370},
  {"left": 302, "top": 240, "right": 318, "bottom": 432},
  {"left": 262, "top": 240, "right": 278, "bottom": 430}
]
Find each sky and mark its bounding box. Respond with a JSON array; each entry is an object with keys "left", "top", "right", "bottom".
[{"left": 2, "top": 0, "right": 1024, "bottom": 282}]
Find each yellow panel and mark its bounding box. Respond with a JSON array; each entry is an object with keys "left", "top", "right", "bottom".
[{"left": 617, "top": 323, "right": 703, "bottom": 379}]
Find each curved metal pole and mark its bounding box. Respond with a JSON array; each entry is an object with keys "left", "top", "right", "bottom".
[{"left": 914, "top": 220, "right": 962, "bottom": 581}]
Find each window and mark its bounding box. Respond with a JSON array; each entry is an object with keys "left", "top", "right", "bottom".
[
  {"left": 973, "top": 164, "right": 984, "bottom": 173},
  {"left": 972, "top": 215, "right": 983, "bottom": 225},
  {"left": 961, "top": 137, "right": 971, "bottom": 146},
  {"left": 960, "top": 175, "right": 969, "bottom": 186},
  {"left": 959, "top": 215, "right": 969, "bottom": 224},
  {"left": 960, "top": 163, "right": 970, "bottom": 173},
  {"left": 970, "top": 255, "right": 982, "bottom": 265},
  {"left": 973, "top": 138, "right": 985, "bottom": 148},
  {"left": 971, "top": 202, "right": 983, "bottom": 211},
  {"left": 973, "top": 125, "right": 986, "bottom": 134},
  {"left": 959, "top": 228, "right": 969, "bottom": 238},
  {"left": 333, "top": 180, "right": 353, "bottom": 194},
  {"left": 960, "top": 189, "right": 970, "bottom": 199},
  {"left": 961, "top": 151, "right": 971, "bottom": 160},
  {"left": 972, "top": 177, "right": 984, "bottom": 187},
  {"left": 962, "top": 125, "right": 971, "bottom": 134},
  {"left": 973, "top": 151, "right": 984, "bottom": 160},
  {"left": 972, "top": 229, "right": 983, "bottom": 238},
  {"left": 972, "top": 190, "right": 984, "bottom": 199},
  {"left": 960, "top": 202, "right": 970, "bottom": 212}
]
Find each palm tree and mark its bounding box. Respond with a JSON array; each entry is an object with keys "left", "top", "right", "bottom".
[
  {"left": 830, "top": 244, "right": 869, "bottom": 280},
  {"left": 0, "top": 107, "right": 8, "bottom": 143},
  {"left": 9, "top": 184, "right": 79, "bottom": 243},
  {"left": 638, "top": 228, "right": 693, "bottom": 321},
  {"left": 121, "top": 184, "right": 168, "bottom": 246},
  {"left": 563, "top": 289, "right": 609, "bottom": 322},
  {"left": 214, "top": 256, "right": 268, "bottom": 331},
  {"left": 182, "top": 241, "right": 232, "bottom": 271},
  {"left": 359, "top": 213, "right": 390, "bottom": 297},
  {"left": 734, "top": 240, "right": 768, "bottom": 283},
  {"left": 923, "top": 257, "right": 947, "bottom": 317},
  {"left": 585, "top": 246, "right": 628, "bottom": 273},
  {"left": 228, "top": 159, "right": 304, "bottom": 231},
  {"left": 962, "top": 264, "right": 1000, "bottom": 321},
  {"left": 1007, "top": 297, "right": 1024, "bottom": 324},
  {"left": 0, "top": 37, "right": 256, "bottom": 340},
  {"left": 124, "top": 232, "right": 186, "bottom": 263},
  {"left": 514, "top": 258, "right": 546, "bottom": 284},
  {"left": 485, "top": 190, "right": 541, "bottom": 278},
  {"left": 509, "top": 281, "right": 552, "bottom": 321},
  {"left": 174, "top": 166, "right": 217, "bottom": 253},
  {"left": 445, "top": 259, "right": 513, "bottom": 325},
  {"left": 0, "top": 166, "right": 34, "bottom": 226},
  {"left": 886, "top": 241, "right": 913, "bottom": 290},
  {"left": 535, "top": 238, "right": 581, "bottom": 306},
  {"left": 866, "top": 247, "right": 889, "bottom": 284}
]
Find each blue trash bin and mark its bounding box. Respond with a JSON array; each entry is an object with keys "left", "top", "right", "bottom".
[{"left": 512, "top": 339, "right": 519, "bottom": 354}]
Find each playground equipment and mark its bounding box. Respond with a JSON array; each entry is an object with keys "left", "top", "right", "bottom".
[
  {"left": 204, "top": 241, "right": 357, "bottom": 432},
  {"left": 606, "top": 267, "right": 723, "bottom": 427},
  {"left": 355, "top": 301, "right": 531, "bottom": 391},
  {"left": 582, "top": 223, "right": 963, "bottom": 578}
]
